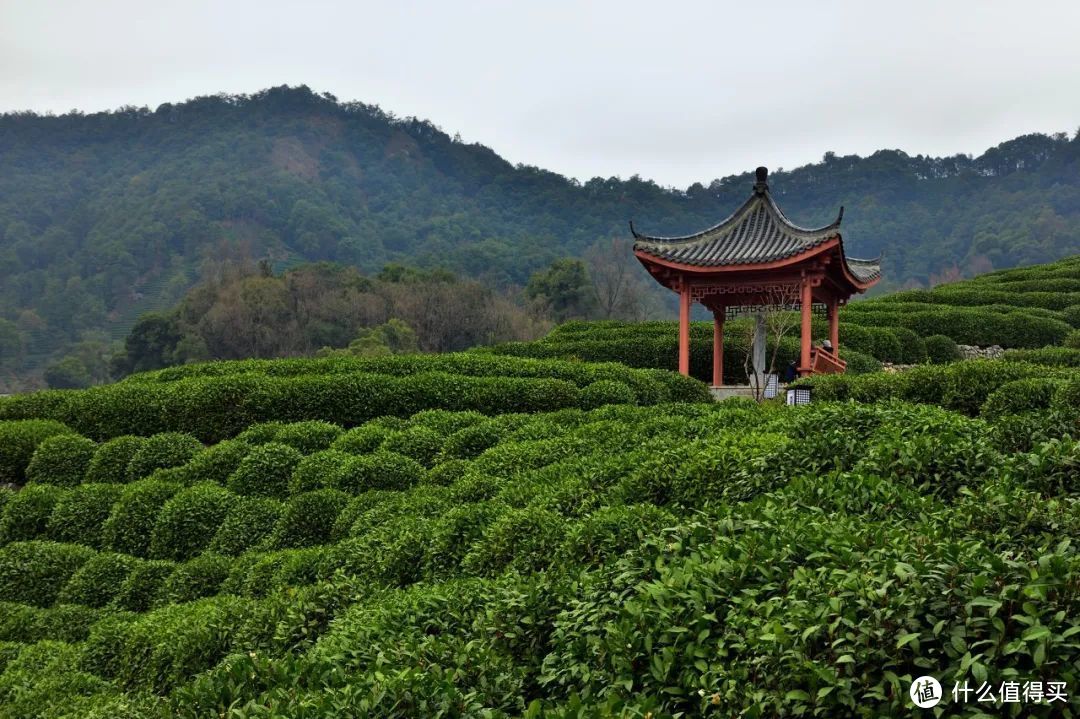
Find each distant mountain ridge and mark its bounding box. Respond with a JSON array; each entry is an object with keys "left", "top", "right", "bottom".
[{"left": 1, "top": 84, "right": 1079, "bottom": 380}]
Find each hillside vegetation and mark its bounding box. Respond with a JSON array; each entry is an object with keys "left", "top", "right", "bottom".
[
  {"left": 0, "top": 322, "right": 1077, "bottom": 715},
  {"left": 3, "top": 85, "right": 1080, "bottom": 382}
]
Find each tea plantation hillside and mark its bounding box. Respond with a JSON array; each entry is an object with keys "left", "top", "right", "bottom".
[
  {"left": 0, "top": 345, "right": 1078, "bottom": 715},
  {"left": 480, "top": 255, "right": 1080, "bottom": 383}
]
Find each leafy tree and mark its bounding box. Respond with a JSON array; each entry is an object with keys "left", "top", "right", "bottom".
[
  {"left": 43, "top": 356, "right": 93, "bottom": 389},
  {"left": 526, "top": 259, "right": 597, "bottom": 321}
]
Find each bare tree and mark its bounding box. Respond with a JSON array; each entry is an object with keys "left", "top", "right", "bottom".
[
  {"left": 585, "top": 238, "right": 648, "bottom": 320},
  {"left": 738, "top": 284, "right": 802, "bottom": 400}
]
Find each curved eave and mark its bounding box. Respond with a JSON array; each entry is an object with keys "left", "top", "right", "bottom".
[
  {"left": 635, "top": 234, "right": 882, "bottom": 293},
  {"left": 634, "top": 237, "right": 841, "bottom": 274},
  {"left": 630, "top": 191, "right": 844, "bottom": 245}
]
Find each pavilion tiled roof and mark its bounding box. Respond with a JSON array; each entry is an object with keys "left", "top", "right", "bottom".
[{"left": 632, "top": 167, "right": 880, "bottom": 284}]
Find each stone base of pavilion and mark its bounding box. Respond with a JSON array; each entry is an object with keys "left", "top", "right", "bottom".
[{"left": 709, "top": 384, "right": 762, "bottom": 401}]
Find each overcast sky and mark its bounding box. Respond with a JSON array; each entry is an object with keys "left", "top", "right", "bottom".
[{"left": 2, "top": 0, "right": 1079, "bottom": 188}]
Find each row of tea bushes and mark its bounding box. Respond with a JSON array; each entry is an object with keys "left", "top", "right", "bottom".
[
  {"left": 0, "top": 361, "right": 707, "bottom": 444},
  {"left": 1, "top": 400, "right": 1075, "bottom": 717},
  {"left": 119, "top": 351, "right": 704, "bottom": 401},
  {"left": 792, "top": 359, "right": 1080, "bottom": 415}
]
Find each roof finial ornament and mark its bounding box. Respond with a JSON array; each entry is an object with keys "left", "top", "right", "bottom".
[{"left": 753, "top": 166, "right": 769, "bottom": 194}]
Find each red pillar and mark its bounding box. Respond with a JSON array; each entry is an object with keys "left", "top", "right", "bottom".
[
  {"left": 678, "top": 283, "right": 691, "bottom": 376},
  {"left": 828, "top": 299, "right": 840, "bottom": 354},
  {"left": 712, "top": 311, "right": 724, "bottom": 387},
  {"left": 799, "top": 278, "right": 813, "bottom": 375}
]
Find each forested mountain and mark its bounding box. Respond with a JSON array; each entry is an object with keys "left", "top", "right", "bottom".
[{"left": 2, "top": 84, "right": 1080, "bottom": 387}]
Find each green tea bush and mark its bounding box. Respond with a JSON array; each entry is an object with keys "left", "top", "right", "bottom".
[
  {"left": 0, "top": 541, "right": 95, "bottom": 606},
  {"left": 1065, "top": 329, "right": 1080, "bottom": 348},
  {"left": 425, "top": 503, "right": 506, "bottom": 578},
  {"left": 288, "top": 449, "right": 351, "bottom": 494},
  {"left": 0, "top": 602, "right": 104, "bottom": 644},
  {"left": 579, "top": 380, "right": 637, "bottom": 409},
  {"left": 272, "top": 421, "right": 343, "bottom": 454},
  {"left": 111, "top": 560, "right": 176, "bottom": 613},
  {"left": 45, "top": 483, "right": 123, "bottom": 548},
  {"left": 327, "top": 490, "right": 397, "bottom": 542},
  {"left": 320, "top": 516, "right": 435, "bottom": 587},
  {"left": 100, "top": 479, "right": 181, "bottom": 557},
  {"left": 422, "top": 459, "right": 473, "bottom": 486},
  {"left": 981, "top": 378, "right": 1063, "bottom": 419},
  {"left": 924, "top": 334, "right": 962, "bottom": 364},
  {"left": 462, "top": 507, "right": 565, "bottom": 575},
  {"left": 157, "top": 553, "right": 231, "bottom": 605},
  {"left": 0, "top": 639, "right": 113, "bottom": 719},
  {"left": 24, "top": 434, "right": 96, "bottom": 487},
  {"left": 208, "top": 496, "right": 284, "bottom": 556},
  {"left": 1004, "top": 347, "right": 1080, "bottom": 366},
  {"left": 269, "top": 489, "right": 350, "bottom": 549},
  {"left": 560, "top": 504, "right": 676, "bottom": 565},
  {"left": 407, "top": 409, "right": 486, "bottom": 435},
  {"left": 57, "top": 552, "right": 139, "bottom": 608},
  {"left": 0, "top": 484, "right": 63, "bottom": 544},
  {"left": 1064, "top": 303, "right": 1080, "bottom": 327},
  {"left": 0, "top": 420, "right": 76, "bottom": 484},
  {"left": 176, "top": 439, "right": 251, "bottom": 485},
  {"left": 234, "top": 422, "right": 287, "bottom": 445},
  {"left": 83, "top": 595, "right": 251, "bottom": 694},
  {"left": 1052, "top": 376, "right": 1080, "bottom": 411},
  {"left": 84, "top": 435, "right": 146, "bottom": 484},
  {"left": 332, "top": 452, "right": 424, "bottom": 494},
  {"left": 125, "top": 432, "right": 203, "bottom": 482},
  {"left": 439, "top": 421, "right": 504, "bottom": 460},
  {"left": 380, "top": 425, "right": 443, "bottom": 467},
  {"left": 149, "top": 482, "right": 237, "bottom": 561},
  {"left": 330, "top": 423, "right": 393, "bottom": 455},
  {"left": 1004, "top": 438, "right": 1079, "bottom": 497},
  {"left": 225, "top": 442, "right": 303, "bottom": 499}
]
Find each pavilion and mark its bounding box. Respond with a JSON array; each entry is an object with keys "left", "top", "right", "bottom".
[{"left": 631, "top": 167, "right": 881, "bottom": 385}]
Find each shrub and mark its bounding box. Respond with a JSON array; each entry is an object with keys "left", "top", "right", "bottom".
[
  {"left": 0, "top": 484, "right": 63, "bottom": 544},
  {"left": 125, "top": 432, "right": 203, "bottom": 482},
  {"left": 84, "top": 435, "right": 147, "bottom": 484},
  {"left": 208, "top": 496, "right": 284, "bottom": 556},
  {"left": 332, "top": 452, "right": 424, "bottom": 494},
  {"left": 579, "top": 380, "right": 637, "bottom": 410},
  {"left": 425, "top": 502, "right": 505, "bottom": 578},
  {"left": 234, "top": 422, "right": 288, "bottom": 445},
  {"left": 330, "top": 423, "right": 396, "bottom": 455},
  {"left": 0, "top": 420, "right": 76, "bottom": 484},
  {"left": 320, "top": 516, "right": 435, "bottom": 587},
  {"left": 1064, "top": 303, "right": 1080, "bottom": 328},
  {"left": 447, "top": 472, "right": 506, "bottom": 503},
  {"left": 0, "top": 541, "right": 95, "bottom": 606},
  {"left": 840, "top": 348, "right": 883, "bottom": 374},
  {"left": 157, "top": 553, "right": 231, "bottom": 605},
  {"left": 269, "top": 489, "right": 350, "bottom": 549},
  {"left": 225, "top": 442, "right": 303, "bottom": 499},
  {"left": 461, "top": 507, "right": 566, "bottom": 575},
  {"left": 57, "top": 552, "right": 139, "bottom": 607},
  {"left": 289, "top": 449, "right": 351, "bottom": 494},
  {"left": 1052, "top": 377, "right": 1080, "bottom": 411},
  {"left": 422, "top": 459, "right": 473, "bottom": 487},
  {"left": 46, "top": 483, "right": 124, "bottom": 548},
  {"left": 440, "top": 421, "right": 504, "bottom": 460},
  {"left": 111, "top": 560, "right": 176, "bottom": 612},
  {"left": 177, "top": 439, "right": 251, "bottom": 485},
  {"left": 0, "top": 602, "right": 104, "bottom": 643},
  {"left": 272, "top": 421, "right": 343, "bottom": 454},
  {"left": 100, "top": 479, "right": 182, "bottom": 557},
  {"left": 407, "top": 409, "right": 486, "bottom": 435},
  {"left": 24, "top": 434, "right": 96, "bottom": 487},
  {"left": 1003, "top": 347, "right": 1080, "bottom": 367},
  {"left": 925, "top": 334, "right": 962, "bottom": 364},
  {"left": 1065, "top": 329, "right": 1080, "bottom": 349},
  {"left": 329, "top": 490, "right": 399, "bottom": 541},
  {"left": 981, "top": 378, "right": 1062, "bottom": 419},
  {"left": 560, "top": 504, "right": 676, "bottom": 565},
  {"left": 380, "top": 425, "right": 443, "bottom": 467},
  {"left": 149, "top": 482, "right": 237, "bottom": 561}
]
